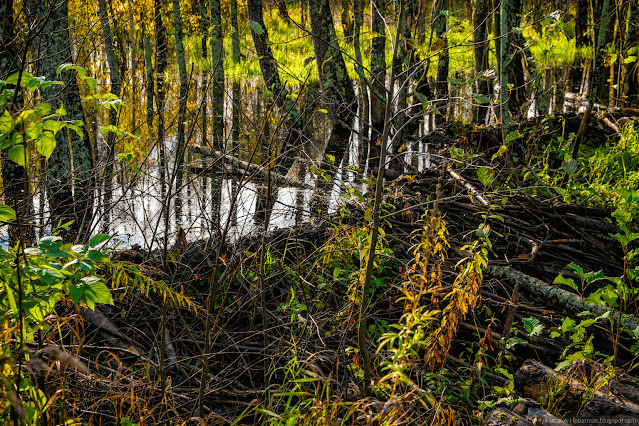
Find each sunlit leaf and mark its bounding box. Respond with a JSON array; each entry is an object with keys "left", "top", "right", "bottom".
[
  {"left": 0, "top": 204, "right": 16, "bottom": 221},
  {"left": 249, "top": 21, "right": 264, "bottom": 35},
  {"left": 8, "top": 144, "right": 25, "bottom": 166},
  {"left": 36, "top": 131, "right": 56, "bottom": 160}
]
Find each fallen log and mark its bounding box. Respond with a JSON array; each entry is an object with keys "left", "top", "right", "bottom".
[
  {"left": 514, "top": 359, "right": 639, "bottom": 420},
  {"left": 512, "top": 398, "right": 570, "bottom": 425},
  {"left": 188, "top": 144, "right": 313, "bottom": 190},
  {"left": 482, "top": 407, "right": 534, "bottom": 426},
  {"left": 487, "top": 265, "right": 639, "bottom": 331}
]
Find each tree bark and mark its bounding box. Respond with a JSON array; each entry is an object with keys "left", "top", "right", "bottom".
[
  {"left": 308, "top": 0, "right": 356, "bottom": 213},
  {"left": 210, "top": 0, "right": 224, "bottom": 149},
  {"left": 247, "top": 0, "right": 302, "bottom": 175},
  {"left": 624, "top": 0, "right": 638, "bottom": 106},
  {"left": 473, "top": 0, "right": 490, "bottom": 124},
  {"left": 143, "top": 33, "right": 154, "bottom": 128},
  {"left": 572, "top": 0, "right": 610, "bottom": 159},
  {"left": 172, "top": 0, "right": 189, "bottom": 225},
  {"left": 98, "top": 0, "right": 122, "bottom": 233},
  {"left": 369, "top": 0, "right": 386, "bottom": 171},
  {"left": 154, "top": 0, "right": 168, "bottom": 201},
  {"left": 1, "top": 0, "right": 34, "bottom": 246},
  {"left": 26, "top": 0, "right": 94, "bottom": 242},
  {"left": 433, "top": 0, "right": 449, "bottom": 126},
  {"left": 309, "top": 0, "right": 356, "bottom": 166},
  {"left": 199, "top": 0, "right": 208, "bottom": 148},
  {"left": 353, "top": 0, "right": 369, "bottom": 170}
]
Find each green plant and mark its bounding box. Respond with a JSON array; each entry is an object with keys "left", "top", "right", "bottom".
[{"left": 0, "top": 233, "right": 114, "bottom": 422}]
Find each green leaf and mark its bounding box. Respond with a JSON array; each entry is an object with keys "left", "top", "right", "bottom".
[
  {"left": 473, "top": 95, "right": 490, "bottom": 104},
  {"left": 491, "top": 145, "right": 509, "bottom": 162},
  {"left": 34, "top": 102, "right": 51, "bottom": 118},
  {"left": 522, "top": 316, "right": 544, "bottom": 336},
  {"left": 85, "top": 77, "right": 98, "bottom": 92},
  {"left": 326, "top": 154, "right": 335, "bottom": 165},
  {"left": 81, "top": 277, "right": 113, "bottom": 310},
  {"left": 42, "top": 120, "right": 65, "bottom": 134},
  {"left": 36, "top": 131, "right": 56, "bottom": 160},
  {"left": 56, "top": 102, "right": 67, "bottom": 116},
  {"left": 25, "top": 123, "right": 43, "bottom": 140},
  {"left": 504, "top": 131, "right": 521, "bottom": 144},
  {"left": 624, "top": 56, "right": 637, "bottom": 64},
  {"left": 8, "top": 144, "right": 25, "bottom": 166},
  {"left": 477, "top": 167, "right": 495, "bottom": 187},
  {"left": 0, "top": 204, "right": 17, "bottom": 221},
  {"left": 0, "top": 110, "right": 14, "bottom": 133},
  {"left": 317, "top": 109, "right": 328, "bottom": 114},
  {"left": 553, "top": 274, "right": 578, "bottom": 291},
  {"left": 77, "top": 260, "right": 95, "bottom": 272},
  {"left": 364, "top": 208, "right": 372, "bottom": 222},
  {"left": 568, "top": 262, "right": 585, "bottom": 279},
  {"left": 249, "top": 21, "right": 265, "bottom": 35},
  {"left": 69, "top": 282, "right": 85, "bottom": 305},
  {"left": 86, "top": 249, "right": 109, "bottom": 262},
  {"left": 89, "top": 234, "right": 110, "bottom": 248}
]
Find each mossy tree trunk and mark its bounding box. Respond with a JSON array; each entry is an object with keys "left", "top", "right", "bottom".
[
  {"left": 199, "top": 1, "right": 208, "bottom": 148},
  {"left": 247, "top": 0, "right": 302, "bottom": 175},
  {"left": 98, "top": 0, "right": 122, "bottom": 233},
  {"left": 143, "top": 33, "right": 154, "bottom": 128},
  {"left": 308, "top": 0, "right": 356, "bottom": 213},
  {"left": 624, "top": 0, "right": 638, "bottom": 106},
  {"left": 572, "top": 0, "right": 610, "bottom": 159},
  {"left": 1, "top": 0, "right": 34, "bottom": 245},
  {"left": 154, "top": 0, "right": 168, "bottom": 202},
  {"left": 390, "top": 1, "right": 412, "bottom": 170},
  {"left": 570, "top": 0, "right": 589, "bottom": 93},
  {"left": 473, "top": 0, "right": 490, "bottom": 124},
  {"left": 172, "top": 0, "right": 189, "bottom": 226},
  {"left": 353, "top": 0, "right": 369, "bottom": 169},
  {"left": 27, "top": 0, "right": 94, "bottom": 242},
  {"left": 500, "top": 0, "right": 526, "bottom": 122},
  {"left": 369, "top": 0, "right": 386, "bottom": 171},
  {"left": 433, "top": 0, "right": 449, "bottom": 126},
  {"left": 210, "top": 0, "right": 224, "bottom": 150},
  {"left": 309, "top": 0, "right": 356, "bottom": 167}
]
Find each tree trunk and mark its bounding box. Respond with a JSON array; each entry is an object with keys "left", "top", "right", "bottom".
[
  {"left": 433, "top": 0, "right": 449, "bottom": 126},
  {"left": 473, "top": 0, "right": 490, "bottom": 124},
  {"left": 623, "top": 0, "right": 638, "bottom": 106},
  {"left": 308, "top": 0, "right": 356, "bottom": 213},
  {"left": 247, "top": 0, "right": 302, "bottom": 175},
  {"left": 501, "top": 0, "right": 526, "bottom": 121},
  {"left": 572, "top": 0, "right": 610, "bottom": 159},
  {"left": 1, "top": 0, "right": 34, "bottom": 246},
  {"left": 143, "top": 33, "right": 154, "bottom": 128},
  {"left": 369, "top": 0, "right": 386, "bottom": 171},
  {"left": 309, "top": 0, "right": 356, "bottom": 165},
  {"left": 390, "top": 0, "right": 411, "bottom": 170},
  {"left": 26, "top": 0, "right": 94, "bottom": 242},
  {"left": 154, "top": 0, "right": 168, "bottom": 202},
  {"left": 98, "top": 0, "right": 122, "bottom": 233},
  {"left": 353, "top": 0, "right": 369, "bottom": 170},
  {"left": 127, "top": 0, "right": 136, "bottom": 128},
  {"left": 210, "top": 0, "right": 224, "bottom": 149},
  {"left": 199, "top": 0, "right": 208, "bottom": 148},
  {"left": 230, "top": 0, "right": 241, "bottom": 227},
  {"left": 172, "top": 0, "right": 189, "bottom": 225},
  {"left": 570, "top": 0, "right": 589, "bottom": 93},
  {"left": 341, "top": 0, "right": 354, "bottom": 41}
]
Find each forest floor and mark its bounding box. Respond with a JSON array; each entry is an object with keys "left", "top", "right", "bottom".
[{"left": 43, "top": 113, "right": 639, "bottom": 425}]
